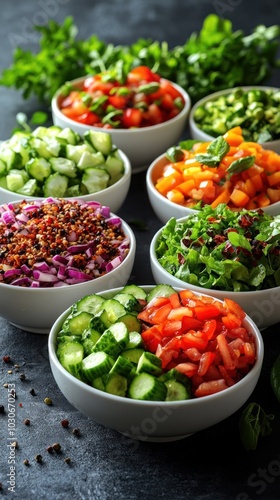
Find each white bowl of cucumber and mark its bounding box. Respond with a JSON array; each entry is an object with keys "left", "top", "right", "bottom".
[
  {"left": 0, "top": 198, "right": 136, "bottom": 333},
  {"left": 0, "top": 125, "right": 131, "bottom": 214},
  {"left": 48, "top": 283, "right": 263, "bottom": 442}
]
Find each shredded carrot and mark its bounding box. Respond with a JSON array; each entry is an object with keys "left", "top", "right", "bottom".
[{"left": 154, "top": 127, "right": 280, "bottom": 211}]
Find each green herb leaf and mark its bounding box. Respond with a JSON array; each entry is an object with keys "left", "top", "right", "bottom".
[
  {"left": 239, "top": 402, "right": 274, "bottom": 451},
  {"left": 227, "top": 155, "right": 255, "bottom": 178},
  {"left": 271, "top": 353, "right": 280, "bottom": 402},
  {"left": 30, "top": 111, "right": 48, "bottom": 125},
  {"left": 227, "top": 231, "right": 252, "bottom": 251},
  {"left": 195, "top": 136, "right": 230, "bottom": 167},
  {"left": 166, "top": 146, "right": 185, "bottom": 163}
]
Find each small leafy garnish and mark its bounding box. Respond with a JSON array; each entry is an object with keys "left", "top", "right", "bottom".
[
  {"left": 270, "top": 353, "right": 280, "bottom": 403},
  {"left": 15, "top": 111, "right": 48, "bottom": 132},
  {"left": 179, "top": 139, "right": 200, "bottom": 151},
  {"left": 166, "top": 146, "right": 185, "bottom": 163},
  {"left": 239, "top": 402, "right": 274, "bottom": 451},
  {"left": 195, "top": 136, "right": 230, "bottom": 167},
  {"left": 227, "top": 156, "right": 255, "bottom": 178}
]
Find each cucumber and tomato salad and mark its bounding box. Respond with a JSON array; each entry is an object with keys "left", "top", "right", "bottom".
[
  {"left": 56, "top": 284, "right": 257, "bottom": 402},
  {"left": 0, "top": 125, "right": 125, "bottom": 197},
  {"left": 59, "top": 65, "right": 185, "bottom": 129}
]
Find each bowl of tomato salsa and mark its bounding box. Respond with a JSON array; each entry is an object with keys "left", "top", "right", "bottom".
[
  {"left": 48, "top": 284, "right": 263, "bottom": 442},
  {"left": 51, "top": 66, "right": 191, "bottom": 173}
]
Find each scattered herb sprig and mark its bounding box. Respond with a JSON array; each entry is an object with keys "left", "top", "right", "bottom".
[
  {"left": 1, "top": 15, "right": 280, "bottom": 105},
  {"left": 239, "top": 402, "right": 274, "bottom": 451}
]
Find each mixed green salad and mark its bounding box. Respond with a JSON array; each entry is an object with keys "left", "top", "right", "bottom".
[{"left": 155, "top": 204, "right": 280, "bottom": 292}]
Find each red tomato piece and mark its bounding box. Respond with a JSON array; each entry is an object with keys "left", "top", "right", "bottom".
[
  {"left": 185, "top": 347, "right": 202, "bottom": 362},
  {"left": 216, "top": 333, "right": 236, "bottom": 370},
  {"left": 194, "top": 304, "right": 221, "bottom": 321},
  {"left": 169, "top": 292, "right": 181, "bottom": 309},
  {"left": 222, "top": 312, "right": 242, "bottom": 330},
  {"left": 141, "top": 325, "right": 163, "bottom": 353},
  {"left": 202, "top": 319, "right": 217, "bottom": 340},
  {"left": 167, "top": 306, "right": 193, "bottom": 321},
  {"left": 181, "top": 316, "right": 203, "bottom": 332},
  {"left": 181, "top": 332, "right": 208, "bottom": 350},
  {"left": 121, "top": 108, "right": 142, "bottom": 128},
  {"left": 107, "top": 95, "right": 128, "bottom": 109},
  {"left": 197, "top": 351, "right": 216, "bottom": 377},
  {"left": 224, "top": 298, "right": 246, "bottom": 320},
  {"left": 149, "top": 303, "right": 173, "bottom": 324},
  {"left": 127, "top": 65, "right": 160, "bottom": 83},
  {"left": 162, "top": 319, "right": 182, "bottom": 337},
  {"left": 175, "top": 362, "right": 198, "bottom": 378},
  {"left": 194, "top": 379, "right": 228, "bottom": 397}
]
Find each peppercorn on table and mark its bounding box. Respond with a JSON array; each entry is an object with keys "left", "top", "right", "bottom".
[{"left": 1, "top": 1, "right": 280, "bottom": 499}]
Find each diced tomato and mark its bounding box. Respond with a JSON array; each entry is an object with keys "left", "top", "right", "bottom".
[
  {"left": 197, "top": 351, "right": 216, "bottom": 377},
  {"left": 181, "top": 331, "right": 208, "bottom": 350},
  {"left": 141, "top": 325, "right": 163, "bottom": 353},
  {"left": 107, "top": 95, "right": 128, "bottom": 109},
  {"left": 162, "top": 319, "right": 182, "bottom": 337},
  {"left": 222, "top": 312, "right": 242, "bottom": 330},
  {"left": 224, "top": 298, "right": 246, "bottom": 320},
  {"left": 194, "top": 304, "right": 221, "bottom": 321},
  {"left": 194, "top": 379, "right": 228, "bottom": 397},
  {"left": 216, "top": 333, "right": 236, "bottom": 370},
  {"left": 121, "top": 108, "right": 142, "bottom": 128},
  {"left": 167, "top": 306, "right": 193, "bottom": 321},
  {"left": 175, "top": 362, "right": 198, "bottom": 378},
  {"left": 149, "top": 303, "right": 173, "bottom": 324},
  {"left": 137, "top": 289, "right": 255, "bottom": 399},
  {"left": 126, "top": 65, "right": 160, "bottom": 84}
]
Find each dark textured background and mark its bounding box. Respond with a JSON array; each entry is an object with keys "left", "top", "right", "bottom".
[{"left": 0, "top": 1, "right": 280, "bottom": 499}]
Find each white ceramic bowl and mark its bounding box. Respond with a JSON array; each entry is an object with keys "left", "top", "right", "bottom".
[
  {"left": 150, "top": 222, "right": 280, "bottom": 330},
  {"left": 146, "top": 152, "right": 197, "bottom": 224},
  {"left": 51, "top": 76, "right": 191, "bottom": 173},
  {"left": 0, "top": 205, "right": 136, "bottom": 334},
  {"left": 146, "top": 150, "right": 280, "bottom": 224},
  {"left": 48, "top": 285, "right": 263, "bottom": 442},
  {"left": 189, "top": 86, "right": 280, "bottom": 154},
  {"left": 0, "top": 148, "right": 131, "bottom": 215}
]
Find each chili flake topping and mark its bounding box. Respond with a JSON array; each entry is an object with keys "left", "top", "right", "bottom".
[{"left": 0, "top": 198, "right": 130, "bottom": 287}]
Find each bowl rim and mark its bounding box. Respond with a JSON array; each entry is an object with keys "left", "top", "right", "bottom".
[
  {"left": 0, "top": 203, "right": 136, "bottom": 293},
  {"left": 51, "top": 75, "right": 192, "bottom": 135},
  {"left": 0, "top": 148, "right": 131, "bottom": 200},
  {"left": 189, "top": 85, "right": 280, "bottom": 144},
  {"left": 48, "top": 284, "right": 264, "bottom": 406},
  {"left": 150, "top": 218, "right": 280, "bottom": 296}
]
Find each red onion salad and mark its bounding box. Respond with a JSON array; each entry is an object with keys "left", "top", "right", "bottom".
[{"left": 0, "top": 198, "right": 130, "bottom": 288}]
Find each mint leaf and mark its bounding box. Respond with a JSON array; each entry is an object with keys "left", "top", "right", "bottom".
[
  {"left": 227, "top": 156, "right": 255, "bottom": 177},
  {"left": 195, "top": 136, "right": 230, "bottom": 167}
]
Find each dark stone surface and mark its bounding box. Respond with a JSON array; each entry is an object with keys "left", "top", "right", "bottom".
[{"left": 0, "top": 1, "right": 280, "bottom": 498}]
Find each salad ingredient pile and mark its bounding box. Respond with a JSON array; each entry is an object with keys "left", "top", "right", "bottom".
[
  {"left": 0, "top": 198, "right": 130, "bottom": 287},
  {"left": 193, "top": 87, "right": 280, "bottom": 143},
  {"left": 155, "top": 204, "right": 280, "bottom": 292},
  {"left": 56, "top": 284, "right": 256, "bottom": 401},
  {"left": 155, "top": 127, "right": 280, "bottom": 210},
  {"left": 0, "top": 126, "right": 125, "bottom": 198},
  {"left": 58, "top": 65, "right": 185, "bottom": 129}
]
